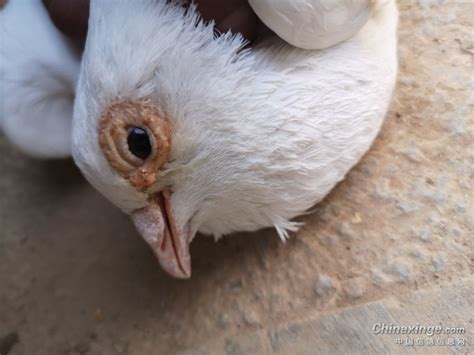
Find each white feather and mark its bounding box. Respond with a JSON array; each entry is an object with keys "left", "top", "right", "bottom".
[
  {"left": 0, "top": 0, "right": 79, "bottom": 158},
  {"left": 72, "top": 0, "right": 398, "bottom": 241}
]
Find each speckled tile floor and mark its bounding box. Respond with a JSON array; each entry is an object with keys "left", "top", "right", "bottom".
[{"left": 0, "top": 1, "right": 473, "bottom": 354}]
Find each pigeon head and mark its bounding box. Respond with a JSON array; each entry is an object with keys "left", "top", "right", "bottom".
[
  {"left": 2, "top": 0, "right": 397, "bottom": 278},
  {"left": 72, "top": 1, "right": 306, "bottom": 278}
]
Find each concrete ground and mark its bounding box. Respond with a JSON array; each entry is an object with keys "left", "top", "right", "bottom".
[{"left": 0, "top": 1, "right": 473, "bottom": 354}]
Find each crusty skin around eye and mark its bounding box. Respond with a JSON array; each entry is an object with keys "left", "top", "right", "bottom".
[{"left": 98, "top": 100, "right": 171, "bottom": 190}]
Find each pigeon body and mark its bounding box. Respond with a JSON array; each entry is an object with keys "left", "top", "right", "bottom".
[
  {"left": 1, "top": 0, "right": 398, "bottom": 278},
  {"left": 0, "top": 0, "right": 79, "bottom": 157}
]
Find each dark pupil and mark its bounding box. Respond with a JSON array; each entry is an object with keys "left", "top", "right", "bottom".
[{"left": 127, "top": 127, "right": 152, "bottom": 160}]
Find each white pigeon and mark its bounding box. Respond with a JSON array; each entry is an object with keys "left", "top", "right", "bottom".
[{"left": 0, "top": 0, "right": 398, "bottom": 278}]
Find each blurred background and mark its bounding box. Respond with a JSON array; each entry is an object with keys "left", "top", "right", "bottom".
[{"left": 0, "top": 1, "right": 473, "bottom": 354}]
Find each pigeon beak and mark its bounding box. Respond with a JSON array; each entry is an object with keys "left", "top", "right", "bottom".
[{"left": 131, "top": 190, "right": 191, "bottom": 279}]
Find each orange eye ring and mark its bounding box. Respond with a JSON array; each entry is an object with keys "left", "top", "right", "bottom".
[{"left": 98, "top": 100, "right": 171, "bottom": 189}]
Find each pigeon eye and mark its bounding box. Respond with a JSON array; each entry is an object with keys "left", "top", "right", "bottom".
[
  {"left": 99, "top": 101, "right": 171, "bottom": 188},
  {"left": 127, "top": 127, "right": 152, "bottom": 160}
]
